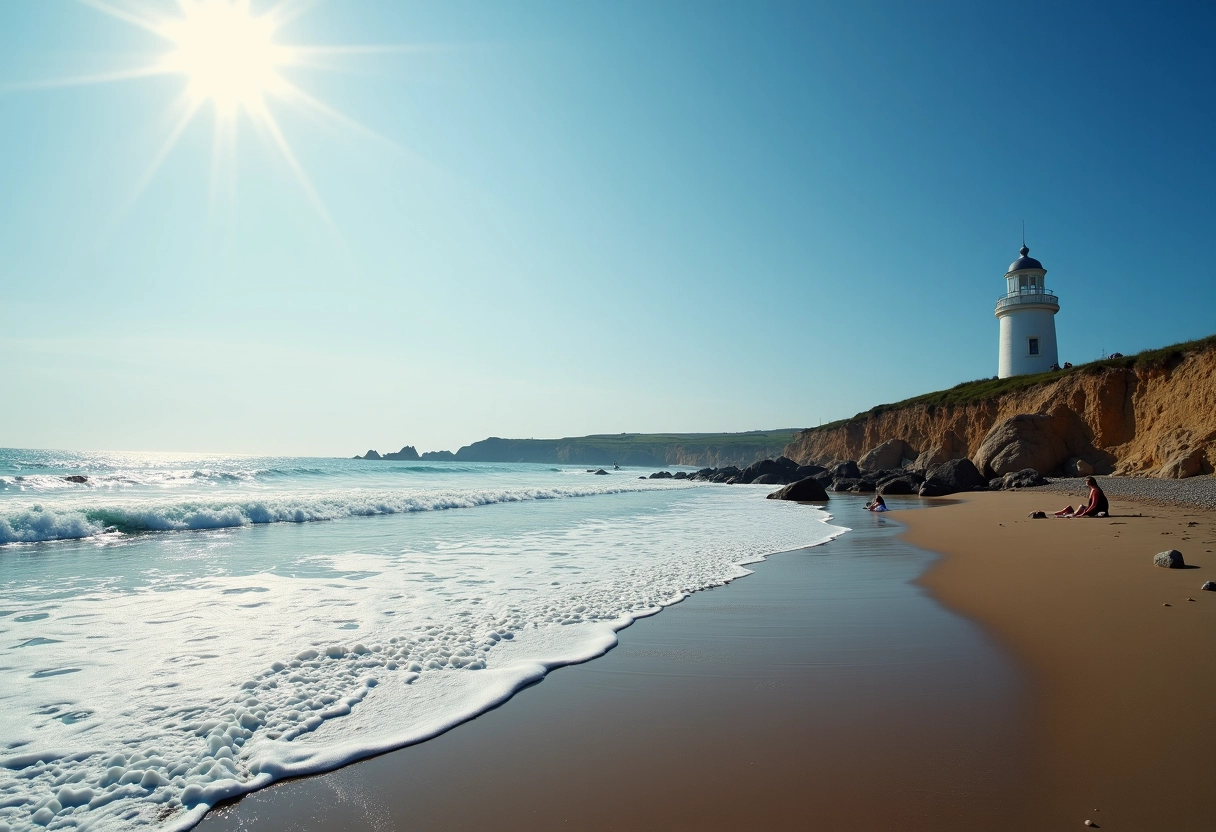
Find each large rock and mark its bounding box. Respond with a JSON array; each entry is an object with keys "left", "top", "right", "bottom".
[
  {"left": 753, "top": 472, "right": 788, "bottom": 485},
  {"left": 973, "top": 414, "right": 1071, "bottom": 478},
  {"left": 766, "top": 477, "right": 830, "bottom": 502},
  {"left": 1158, "top": 448, "right": 1204, "bottom": 479},
  {"left": 830, "top": 460, "right": 861, "bottom": 480},
  {"left": 739, "top": 458, "right": 784, "bottom": 484},
  {"left": 1002, "top": 468, "right": 1048, "bottom": 488},
  {"left": 850, "top": 480, "right": 876, "bottom": 494},
  {"left": 831, "top": 478, "right": 860, "bottom": 492},
  {"left": 1063, "top": 456, "right": 1095, "bottom": 477},
  {"left": 649, "top": 471, "right": 673, "bottom": 479},
  {"left": 912, "top": 431, "right": 967, "bottom": 470},
  {"left": 1153, "top": 550, "right": 1185, "bottom": 568},
  {"left": 919, "top": 458, "right": 988, "bottom": 497},
  {"left": 858, "top": 439, "right": 916, "bottom": 473},
  {"left": 877, "top": 476, "right": 917, "bottom": 495},
  {"left": 795, "top": 465, "right": 826, "bottom": 478},
  {"left": 360, "top": 449, "right": 382, "bottom": 460}
]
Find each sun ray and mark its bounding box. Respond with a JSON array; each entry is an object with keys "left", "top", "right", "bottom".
[
  {"left": 76, "top": 0, "right": 167, "bottom": 37},
  {"left": 254, "top": 106, "right": 340, "bottom": 238},
  {"left": 108, "top": 95, "right": 205, "bottom": 228},
  {"left": 0, "top": 65, "right": 172, "bottom": 92}
]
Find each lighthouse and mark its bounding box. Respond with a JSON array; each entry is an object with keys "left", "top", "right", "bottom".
[{"left": 995, "top": 244, "right": 1059, "bottom": 378}]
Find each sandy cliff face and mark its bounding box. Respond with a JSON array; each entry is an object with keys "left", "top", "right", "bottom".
[{"left": 785, "top": 345, "right": 1216, "bottom": 478}]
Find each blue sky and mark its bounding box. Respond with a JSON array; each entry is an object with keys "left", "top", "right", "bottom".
[{"left": 1, "top": 0, "right": 1213, "bottom": 456}]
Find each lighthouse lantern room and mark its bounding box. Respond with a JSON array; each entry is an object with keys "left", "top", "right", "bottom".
[{"left": 995, "top": 244, "right": 1059, "bottom": 378}]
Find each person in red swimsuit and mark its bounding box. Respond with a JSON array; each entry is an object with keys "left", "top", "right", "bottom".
[{"left": 1053, "top": 477, "right": 1109, "bottom": 517}]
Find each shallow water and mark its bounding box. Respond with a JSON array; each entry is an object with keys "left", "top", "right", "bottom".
[{"left": 0, "top": 450, "right": 842, "bottom": 831}]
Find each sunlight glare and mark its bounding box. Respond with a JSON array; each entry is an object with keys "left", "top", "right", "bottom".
[{"left": 160, "top": 0, "right": 290, "bottom": 114}]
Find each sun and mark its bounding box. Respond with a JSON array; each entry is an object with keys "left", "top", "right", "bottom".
[
  {"left": 12, "top": 0, "right": 410, "bottom": 233},
  {"left": 159, "top": 0, "right": 290, "bottom": 115}
]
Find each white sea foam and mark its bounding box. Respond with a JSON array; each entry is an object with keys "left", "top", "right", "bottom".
[
  {"left": 0, "top": 473, "right": 844, "bottom": 832},
  {"left": 0, "top": 482, "right": 682, "bottom": 543},
  {"left": 0, "top": 452, "right": 846, "bottom": 830}
]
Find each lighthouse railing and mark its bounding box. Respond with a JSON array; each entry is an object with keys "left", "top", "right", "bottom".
[{"left": 995, "top": 291, "right": 1058, "bottom": 312}]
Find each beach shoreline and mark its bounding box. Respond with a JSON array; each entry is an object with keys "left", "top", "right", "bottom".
[
  {"left": 199, "top": 483, "right": 1216, "bottom": 831},
  {"left": 201, "top": 497, "right": 1032, "bottom": 831}
]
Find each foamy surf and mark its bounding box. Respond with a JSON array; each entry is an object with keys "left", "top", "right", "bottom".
[{"left": 0, "top": 452, "right": 845, "bottom": 831}]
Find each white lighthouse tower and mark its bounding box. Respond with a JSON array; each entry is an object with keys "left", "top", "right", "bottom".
[{"left": 995, "top": 243, "right": 1059, "bottom": 378}]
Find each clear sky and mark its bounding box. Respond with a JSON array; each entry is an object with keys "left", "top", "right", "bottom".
[{"left": 1, "top": 0, "right": 1213, "bottom": 456}]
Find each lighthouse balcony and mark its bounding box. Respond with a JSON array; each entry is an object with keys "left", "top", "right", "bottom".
[{"left": 995, "top": 290, "right": 1058, "bottom": 313}]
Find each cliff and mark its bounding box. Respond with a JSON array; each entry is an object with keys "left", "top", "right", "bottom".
[{"left": 784, "top": 336, "right": 1216, "bottom": 479}]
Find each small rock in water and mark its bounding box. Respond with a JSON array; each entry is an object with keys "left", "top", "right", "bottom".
[
  {"left": 1201, "top": 581, "right": 1216, "bottom": 592},
  {"left": 1153, "top": 550, "right": 1185, "bottom": 569}
]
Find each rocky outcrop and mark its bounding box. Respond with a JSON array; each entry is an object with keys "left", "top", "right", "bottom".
[
  {"left": 919, "top": 459, "right": 988, "bottom": 497},
  {"left": 360, "top": 449, "right": 382, "bottom": 460},
  {"left": 383, "top": 446, "right": 420, "bottom": 461},
  {"left": 785, "top": 338, "right": 1216, "bottom": 479},
  {"left": 858, "top": 439, "right": 915, "bottom": 472},
  {"left": 973, "top": 413, "right": 1073, "bottom": 478},
  {"left": 766, "top": 478, "right": 830, "bottom": 502}
]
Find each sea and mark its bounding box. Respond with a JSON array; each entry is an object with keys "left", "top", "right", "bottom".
[{"left": 0, "top": 449, "right": 844, "bottom": 831}]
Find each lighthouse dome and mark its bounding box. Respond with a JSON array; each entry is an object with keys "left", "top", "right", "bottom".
[{"left": 1007, "top": 245, "right": 1044, "bottom": 272}]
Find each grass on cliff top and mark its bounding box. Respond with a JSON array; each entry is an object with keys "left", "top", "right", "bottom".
[{"left": 810, "top": 333, "right": 1216, "bottom": 432}]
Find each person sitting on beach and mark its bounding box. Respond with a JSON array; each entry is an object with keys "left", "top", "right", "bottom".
[
  {"left": 1053, "top": 477, "right": 1109, "bottom": 518},
  {"left": 866, "top": 494, "right": 888, "bottom": 512}
]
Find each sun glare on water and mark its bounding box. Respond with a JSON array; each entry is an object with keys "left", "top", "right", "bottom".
[{"left": 160, "top": 0, "right": 290, "bottom": 115}]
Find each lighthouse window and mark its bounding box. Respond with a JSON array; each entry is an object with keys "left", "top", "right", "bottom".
[
  {"left": 1028, "top": 337, "right": 1040, "bottom": 356},
  {"left": 1019, "top": 275, "right": 1030, "bottom": 290}
]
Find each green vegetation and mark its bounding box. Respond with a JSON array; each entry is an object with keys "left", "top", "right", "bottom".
[{"left": 804, "top": 334, "right": 1216, "bottom": 434}]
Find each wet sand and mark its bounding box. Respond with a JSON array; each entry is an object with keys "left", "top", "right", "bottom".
[
  {"left": 903, "top": 489, "right": 1216, "bottom": 830},
  {"left": 201, "top": 498, "right": 1032, "bottom": 831}
]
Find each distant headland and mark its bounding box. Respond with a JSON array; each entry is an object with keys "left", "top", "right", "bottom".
[{"left": 354, "top": 431, "right": 800, "bottom": 469}]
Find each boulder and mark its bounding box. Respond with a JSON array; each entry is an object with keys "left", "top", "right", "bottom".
[
  {"left": 989, "top": 477, "right": 1005, "bottom": 491},
  {"left": 361, "top": 450, "right": 382, "bottom": 460},
  {"left": 831, "top": 478, "right": 860, "bottom": 492},
  {"left": 775, "top": 456, "right": 801, "bottom": 472},
  {"left": 795, "top": 465, "right": 826, "bottom": 478},
  {"left": 850, "top": 480, "right": 876, "bottom": 493},
  {"left": 912, "top": 431, "right": 967, "bottom": 470},
  {"left": 766, "top": 477, "right": 830, "bottom": 502},
  {"left": 63, "top": 475, "right": 88, "bottom": 484},
  {"left": 859, "top": 439, "right": 915, "bottom": 473},
  {"left": 740, "top": 458, "right": 784, "bottom": 484},
  {"left": 919, "top": 458, "right": 988, "bottom": 497},
  {"left": 649, "top": 471, "right": 673, "bottom": 479},
  {"left": 811, "top": 469, "right": 834, "bottom": 485},
  {"left": 877, "top": 477, "right": 916, "bottom": 495},
  {"left": 753, "top": 472, "right": 789, "bottom": 485},
  {"left": 1201, "top": 581, "right": 1216, "bottom": 592},
  {"left": 1063, "top": 456, "right": 1095, "bottom": 477},
  {"left": 1002, "top": 468, "right": 1048, "bottom": 489},
  {"left": 691, "top": 467, "right": 716, "bottom": 481},
  {"left": 973, "top": 414, "right": 1071, "bottom": 477},
  {"left": 1158, "top": 448, "right": 1204, "bottom": 479},
  {"left": 672, "top": 471, "right": 689, "bottom": 480},
  {"left": 830, "top": 460, "right": 861, "bottom": 480},
  {"left": 1153, "top": 550, "right": 1185, "bottom": 569}
]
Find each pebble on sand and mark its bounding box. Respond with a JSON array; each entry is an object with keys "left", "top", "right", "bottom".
[{"left": 1153, "top": 549, "right": 1185, "bottom": 568}]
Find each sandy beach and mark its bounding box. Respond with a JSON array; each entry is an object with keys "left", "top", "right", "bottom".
[
  {"left": 200, "top": 485, "right": 1215, "bottom": 831},
  {"left": 904, "top": 488, "right": 1216, "bottom": 830}
]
